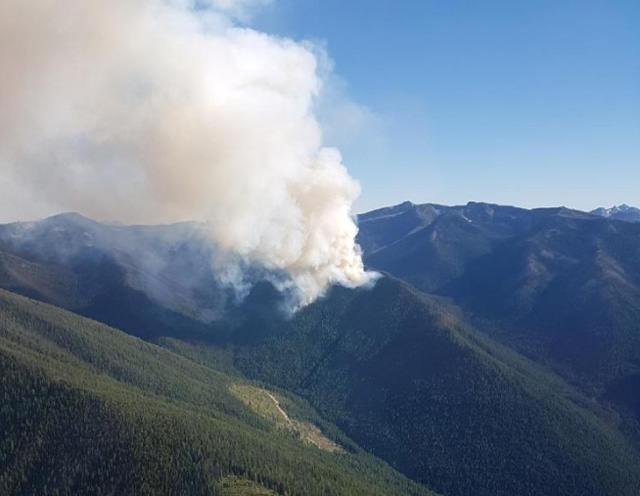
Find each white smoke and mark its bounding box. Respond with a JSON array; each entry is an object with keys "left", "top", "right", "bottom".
[{"left": 0, "top": 0, "right": 376, "bottom": 307}]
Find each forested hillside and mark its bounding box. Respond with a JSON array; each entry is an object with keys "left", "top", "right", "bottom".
[
  {"left": 3, "top": 211, "right": 640, "bottom": 496},
  {"left": 357, "top": 202, "right": 640, "bottom": 441},
  {"left": 0, "top": 289, "right": 433, "bottom": 496},
  {"left": 232, "top": 276, "right": 640, "bottom": 496},
  {"left": 0, "top": 214, "right": 227, "bottom": 341}
]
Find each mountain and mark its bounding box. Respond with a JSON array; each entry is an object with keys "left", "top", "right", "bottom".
[
  {"left": 3, "top": 211, "right": 640, "bottom": 495},
  {"left": 590, "top": 205, "right": 640, "bottom": 222},
  {"left": 0, "top": 213, "right": 229, "bottom": 341},
  {"left": 357, "top": 201, "right": 539, "bottom": 291},
  {"left": 357, "top": 201, "right": 640, "bottom": 442},
  {"left": 232, "top": 276, "right": 640, "bottom": 496},
  {"left": 0, "top": 287, "right": 432, "bottom": 496}
]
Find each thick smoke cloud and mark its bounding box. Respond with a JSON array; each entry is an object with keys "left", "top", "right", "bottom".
[{"left": 0, "top": 0, "right": 376, "bottom": 307}]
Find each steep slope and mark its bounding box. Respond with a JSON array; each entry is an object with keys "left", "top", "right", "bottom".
[
  {"left": 4, "top": 211, "right": 640, "bottom": 495},
  {"left": 357, "top": 202, "right": 572, "bottom": 292},
  {"left": 442, "top": 214, "right": 640, "bottom": 377},
  {"left": 233, "top": 276, "right": 640, "bottom": 496},
  {"left": 358, "top": 202, "right": 640, "bottom": 438},
  {"left": 0, "top": 213, "right": 228, "bottom": 341},
  {"left": 356, "top": 201, "right": 445, "bottom": 255},
  {"left": 0, "top": 288, "right": 433, "bottom": 496}
]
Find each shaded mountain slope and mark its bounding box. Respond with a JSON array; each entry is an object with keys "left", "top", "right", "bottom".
[
  {"left": 442, "top": 213, "right": 640, "bottom": 380},
  {"left": 233, "top": 276, "right": 640, "bottom": 496},
  {"left": 0, "top": 213, "right": 229, "bottom": 341},
  {"left": 3, "top": 211, "right": 640, "bottom": 495},
  {"left": 357, "top": 201, "right": 582, "bottom": 292},
  {"left": 358, "top": 202, "right": 640, "bottom": 437},
  {"left": 0, "top": 288, "right": 433, "bottom": 496}
]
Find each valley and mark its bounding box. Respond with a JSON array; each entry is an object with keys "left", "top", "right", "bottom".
[{"left": 2, "top": 205, "right": 640, "bottom": 495}]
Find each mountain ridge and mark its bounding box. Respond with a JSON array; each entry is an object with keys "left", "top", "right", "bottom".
[
  {"left": 232, "top": 275, "right": 640, "bottom": 496},
  {"left": 3, "top": 207, "right": 640, "bottom": 495},
  {"left": 590, "top": 204, "right": 640, "bottom": 222},
  {"left": 356, "top": 200, "right": 640, "bottom": 449},
  {"left": 0, "top": 287, "right": 433, "bottom": 496}
]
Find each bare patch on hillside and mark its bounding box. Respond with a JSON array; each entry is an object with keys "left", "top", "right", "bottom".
[
  {"left": 230, "top": 384, "right": 343, "bottom": 454},
  {"left": 216, "top": 476, "right": 279, "bottom": 496}
]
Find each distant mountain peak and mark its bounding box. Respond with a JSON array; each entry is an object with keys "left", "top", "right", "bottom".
[{"left": 590, "top": 205, "right": 640, "bottom": 222}]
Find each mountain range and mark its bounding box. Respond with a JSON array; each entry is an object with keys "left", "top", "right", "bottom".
[
  {"left": 590, "top": 204, "right": 640, "bottom": 222},
  {"left": 357, "top": 202, "right": 640, "bottom": 413},
  {"left": 2, "top": 202, "right": 640, "bottom": 495}
]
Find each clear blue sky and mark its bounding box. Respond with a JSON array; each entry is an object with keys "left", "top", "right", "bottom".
[{"left": 252, "top": 0, "right": 640, "bottom": 212}]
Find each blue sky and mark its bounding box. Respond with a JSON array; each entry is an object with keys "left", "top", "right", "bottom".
[{"left": 252, "top": 0, "right": 640, "bottom": 212}]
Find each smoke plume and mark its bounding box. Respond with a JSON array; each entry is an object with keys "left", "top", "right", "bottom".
[{"left": 0, "top": 0, "right": 376, "bottom": 307}]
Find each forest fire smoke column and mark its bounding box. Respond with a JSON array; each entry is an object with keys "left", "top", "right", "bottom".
[{"left": 0, "top": 0, "right": 377, "bottom": 307}]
